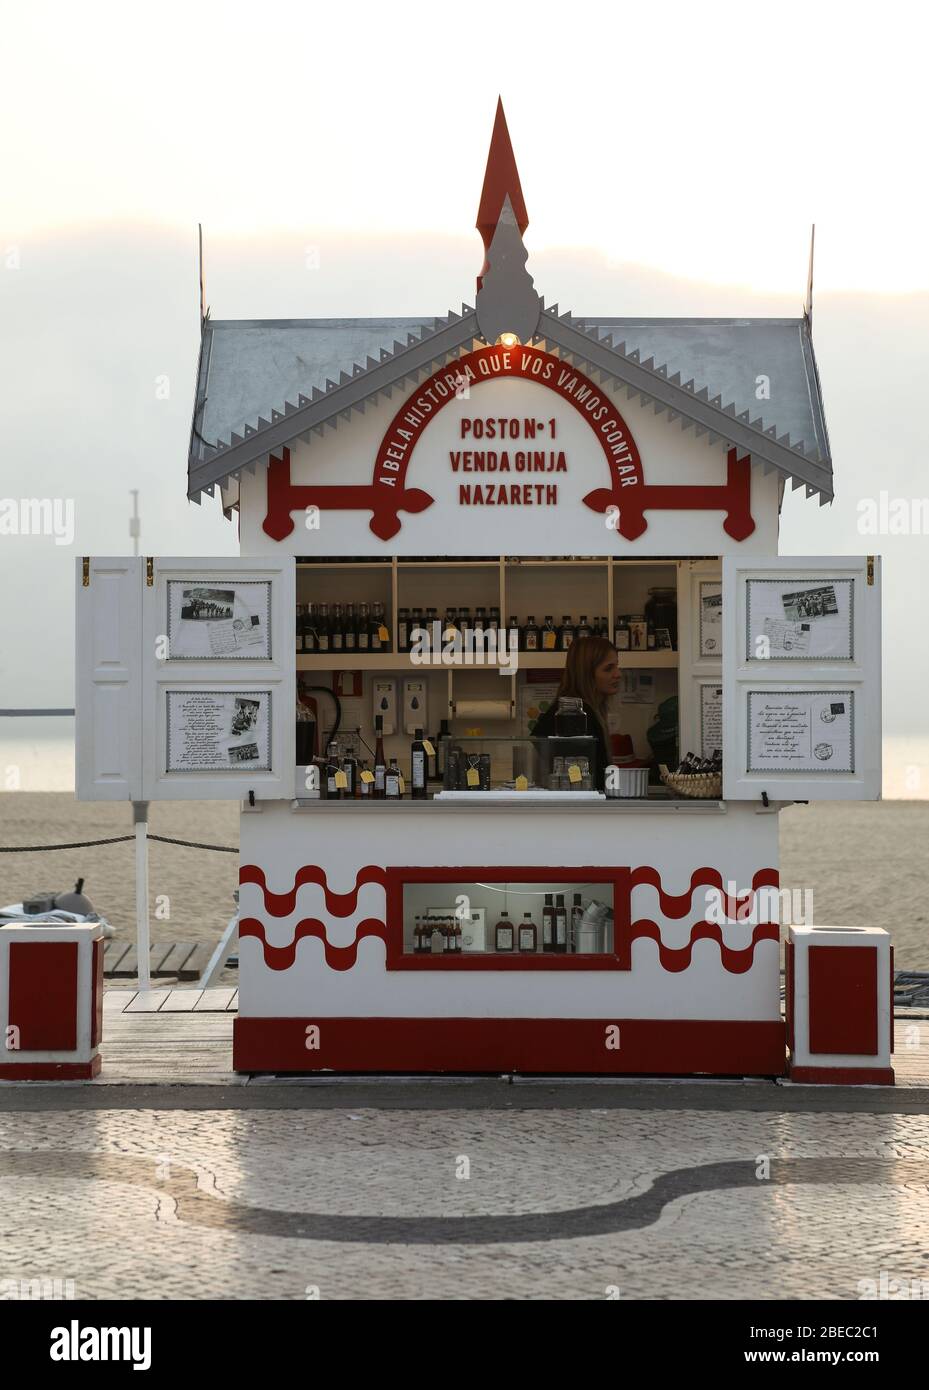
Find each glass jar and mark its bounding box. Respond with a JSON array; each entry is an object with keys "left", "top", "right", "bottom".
[{"left": 554, "top": 696, "right": 588, "bottom": 737}]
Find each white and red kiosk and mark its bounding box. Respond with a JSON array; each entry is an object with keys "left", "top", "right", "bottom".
[{"left": 73, "top": 103, "right": 888, "bottom": 1082}]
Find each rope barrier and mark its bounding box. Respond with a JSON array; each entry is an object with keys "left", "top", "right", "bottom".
[{"left": 0, "top": 834, "right": 237, "bottom": 854}]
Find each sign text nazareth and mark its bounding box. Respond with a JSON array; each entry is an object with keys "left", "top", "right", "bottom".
[
  {"left": 451, "top": 416, "right": 565, "bottom": 506},
  {"left": 375, "top": 346, "right": 640, "bottom": 508}
]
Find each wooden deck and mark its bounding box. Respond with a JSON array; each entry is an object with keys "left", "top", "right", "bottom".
[
  {"left": 89, "top": 991, "right": 929, "bottom": 1089},
  {"left": 103, "top": 941, "right": 213, "bottom": 980}
]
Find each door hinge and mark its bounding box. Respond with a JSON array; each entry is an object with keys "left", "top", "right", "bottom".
[
  {"left": 866, "top": 555, "right": 875, "bottom": 586},
  {"left": 146, "top": 557, "right": 154, "bottom": 587},
  {"left": 82, "top": 557, "right": 90, "bottom": 587}
]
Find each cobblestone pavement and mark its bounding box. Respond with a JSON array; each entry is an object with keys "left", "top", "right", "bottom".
[{"left": 2, "top": 1100, "right": 929, "bottom": 1300}]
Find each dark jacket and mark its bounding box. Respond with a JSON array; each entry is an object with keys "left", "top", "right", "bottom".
[{"left": 531, "top": 698, "right": 609, "bottom": 789}]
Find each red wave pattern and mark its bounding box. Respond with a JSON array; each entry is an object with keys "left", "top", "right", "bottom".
[
  {"left": 628, "top": 921, "right": 779, "bottom": 974},
  {"left": 239, "top": 864, "right": 387, "bottom": 917},
  {"left": 629, "top": 867, "right": 779, "bottom": 920},
  {"left": 239, "top": 916, "right": 388, "bottom": 971}
]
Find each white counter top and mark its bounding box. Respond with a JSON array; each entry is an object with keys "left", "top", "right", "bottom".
[{"left": 286, "top": 796, "right": 728, "bottom": 814}]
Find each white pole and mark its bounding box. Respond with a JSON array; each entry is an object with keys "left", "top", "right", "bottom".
[{"left": 132, "top": 801, "right": 151, "bottom": 990}]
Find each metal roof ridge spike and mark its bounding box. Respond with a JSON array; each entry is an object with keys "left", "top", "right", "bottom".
[
  {"left": 476, "top": 97, "right": 529, "bottom": 292},
  {"left": 474, "top": 192, "right": 542, "bottom": 344}
]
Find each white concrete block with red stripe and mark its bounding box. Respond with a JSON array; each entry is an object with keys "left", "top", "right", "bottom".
[
  {"left": 0, "top": 923, "right": 104, "bottom": 1080},
  {"left": 786, "top": 925, "right": 893, "bottom": 1085}
]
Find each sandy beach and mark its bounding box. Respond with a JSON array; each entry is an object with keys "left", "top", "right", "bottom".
[{"left": 0, "top": 793, "right": 926, "bottom": 970}]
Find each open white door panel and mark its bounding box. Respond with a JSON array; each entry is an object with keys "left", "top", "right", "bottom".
[
  {"left": 76, "top": 556, "right": 295, "bottom": 801},
  {"left": 722, "top": 556, "right": 881, "bottom": 801},
  {"left": 676, "top": 559, "right": 722, "bottom": 762}
]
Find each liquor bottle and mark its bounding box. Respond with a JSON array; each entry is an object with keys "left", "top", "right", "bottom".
[
  {"left": 647, "top": 623, "right": 656, "bottom": 650},
  {"left": 555, "top": 894, "right": 568, "bottom": 953},
  {"left": 343, "top": 602, "right": 357, "bottom": 652},
  {"left": 453, "top": 917, "right": 463, "bottom": 953},
  {"left": 494, "top": 910, "right": 514, "bottom": 952},
  {"left": 413, "top": 915, "right": 423, "bottom": 954},
  {"left": 397, "top": 607, "right": 410, "bottom": 652},
  {"left": 357, "top": 601, "right": 370, "bottom": 652},
  {"left": 577, "top": 615, "right": 592, "bottom": 640},
  {"left": 358, "top": 758, "right": 372, "bottom": 798},
  {"left": 425, "top": 607, "right": 438, "bottom": 652},
  {"left": 523, "top": 615, "right": 540, "bottom": 652},
  {"left": 459, "top": 606, "right": 472, "bottom": 643},
  {"left": 305, "top": 602, "right": 319, "bottom": 653},
  {"left": 342, "top": 745, "right": 358, "bottom": 798},
  {"left": 488, "top": 607, "right": 500, "bottom": 635},
  {"left": 571, "top": 893, "right": 584, "bottom": 954},
  {"left": 597, "top": 616, "right": 608, "bottom": 639},
  {"left": 558, "top": 615, "right": 575, "bottom": 650},
  {"left": 443, "top": 915, "right": 454, "bottom": 954},
  {"left": 474, "top": 606, "right": 486, "bottom": 632},
  {"left": 542, "top": 892, "right": 555, "bottom": 952},
  {"left": 430, "top": 918, "right": 444, "bottom": 954},
  {"left": 316, "top": 602, "right": 331, "bottom": 653},
  {"left": 614, "top": 617, "right": 630, "bottom": 651},
  {"left": 518, "top": 911, "right": 538, "bottom": 953},
  {"left": 385, "top": 757, "right": 402, "bottom": 799},
  {"left": 373, "top": 715, "right": 387, "bottom": 799},
  {"left": 507, "top": 615, "right": 520, "bottom": 651},
  {"left": 444, "top": 606, "right": 459, "bottom": 641},
  {"left": 433, "top": 718, "right": 450, "bottom": 783},
  {"left": 410, "top": 728, "right": 428, "bottom": 799},
  {"left": 370, "top": 602, "right": 383, "bottom": 652},
  {"left": 325, "top": 741, "right": 342, "bottom": 799},
  {"left": 540, "top": 615, "right": 557, "bottom": 651},
  {"left": 330, "top": 603, "right": 344, "bottom": 652}
]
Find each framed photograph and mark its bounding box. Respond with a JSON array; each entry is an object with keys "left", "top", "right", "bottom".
[
  {"left": 746, "top": 689, "right": 854, "bottom": 774},
  {"left": 745, "top": 578, "right": 853, "bottom": 661},
  {"left": 167, "top": 580, "right": 272, "bottom": 660},
  {"left": 165, "top": 690, "right": 272, "bottom": 773},
  {"left": 699, "top": 582, "right": 722, "bottom": 657}
]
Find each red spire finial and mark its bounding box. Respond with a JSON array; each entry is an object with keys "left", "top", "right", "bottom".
[{"left": 476, "top": 98, "right": 528, "bottom": 290}]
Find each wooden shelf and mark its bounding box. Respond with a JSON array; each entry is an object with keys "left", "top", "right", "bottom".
[{"left": 296, "top": 650, "right": 679, "bottom": 671}]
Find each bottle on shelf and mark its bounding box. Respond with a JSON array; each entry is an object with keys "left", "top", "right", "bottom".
[
  {"left": 342, "top": 745, "right": 358, "bottom": 798},
  {"left": 413, "top": 915, "right": 423, "bottom": 954},
  {"left": 558, "top": 615, "right": 575, "bottom": 650},
  {"left": 295, "top": 603, "right": 304, "bottom": 653},
  {"left": 373, "top": 715, "right": 387, "bottom": 799},
  {"left": 430, "top": 918, "right": 444, "bottom": 954},
  {"left": 370, "top": 601, "right": 385, "bottom": 652},
  {"left": 577, "top": 615, "right": 592, "bottom": 641},
  {"left": 459, "top": 606, "right": 472, "bottom": 643},
  {"left": 523, "top": 615, "right": 540, "bottom": 652},
  {"left": 385, "top": 757, "right": 402, "bottom": 799},
  {"left": 542, "top": 892, "right": 555, "bottom": 952},
  {"left": 488, "top": 606, "right": 500, "bottom": 635},
  {"left": 541, "top": 615, "right": 558, "bottom": 651},
  {"left": 358, "top": 758, "right": 372, "bottom": 797},
  {"left": 305, "top": 602, "right": 319, "bottom": 653},
  {"left": 443, "top": 606, "right": 459, "bottom": 642},
  {"left": 507, "top": 615, "right": 520, "bottom": 651},
  {"left": 325, "top": 741, "right": 342, "bottom": 799},
  {"left": 357, "top": 602, "right": 370, "bottom": 652},
  {"left": 410, "top": 728, "right": 427, "bottom": 800},
  {"left": 613, "top": 616, "right": 630, "bottom": 651},
  {"left": 453, "top": 916, "right": 463, "bottom": 953},
  {"left": 518, "top": 911, "right": 538, "bottom": 953},
  {"left": 397, "top": 606, "right": 410, "bottom": 652},
  {"left": 343, "top": 602, "right": 357, "bottom": 652},
  {"left": 316, "top": 603, "right": 331, "bottom": 653},
  {"left": 474, "top": 606, "right": 486, "bottom": 631},
  {"left": 571, "top": 893, "right": 584, "bottom": 953},
  {"left": 444, "top": 915, "right": 455, "bottom": 954},
  {"left": 330, "top": 603, "right": 344, "bottom": 652},
  {"left": 555, "top": 894, "right": 568, "bottom": 953},
  {"left": 494, "top": 910, "right": 515, "bottom": 953}
]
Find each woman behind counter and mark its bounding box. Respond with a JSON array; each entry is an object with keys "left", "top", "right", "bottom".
[{"left": 530, "top": 636, "right": 621, "bottom": 788}]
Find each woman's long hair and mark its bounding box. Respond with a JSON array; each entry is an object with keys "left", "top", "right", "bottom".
[{"left": 554, "top": 635, "right": 617, "bottom": 737}]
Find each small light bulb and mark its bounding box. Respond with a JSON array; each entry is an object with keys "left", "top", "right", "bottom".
[{"left": 497, "top": 332, "right": 520, "bottom": 348}]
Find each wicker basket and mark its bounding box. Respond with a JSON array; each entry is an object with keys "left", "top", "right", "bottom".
[{"left": 659, "top": 764, "right": 722, "bottom": 799}]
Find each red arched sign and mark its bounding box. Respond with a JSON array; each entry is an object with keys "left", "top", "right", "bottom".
[{"left": 263, "top": 344, "right": 754, "bottom": 542}]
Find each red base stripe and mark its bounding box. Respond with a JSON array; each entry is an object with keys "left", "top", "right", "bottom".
[
  {"left": 234, "top": 1017, "right": 786, "bottom": 1076},
  {"left": 789, "top": 1065, "right": 894, "bottom": 1086},
  {"left": 0, "top": 1056, "right": 101, "bottom": 1081}
]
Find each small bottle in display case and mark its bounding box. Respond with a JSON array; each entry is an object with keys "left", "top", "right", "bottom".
[
  {"left": 344, "top": 602, "right": 357, "bottom": 651},
  {"left": 542, "top": 893, "right": 555, "bottom": 952},
  {"left": 576, "top": 615, "right": 592, "bottom": 640},
  {"left": 554, "top": 895, "right": 568, "bottom": 953},
  {"left": 614, "top": 617, "right": 630, "bottom": 651},
  {"left": 413, "top": 916, "right": 423, "bottom": 954},
  {"left": 397, "top": 607, "right": 410, "bottom": 651},
  {"left": 330, "top": 603, "right": 344, "bottom": 651},
  {"left": 523, "top": 615, "right": 540, "bottom": 651},
  {"left": 316, "top": 603, "right": 331, "bottom": 652},
  {"left": 541, "top": 615, "right": 558, "bottom": 651},
  {"left": 373, "top": 715, "right": 387, "bottom": 799},
  {"left": 410, "top": 728, "right": 427, "bottom": 800},
  {"left": 494, "top": 910, "right": 514, "bottom": 952},
  {"left": 430, "top": 918, "right": 444, "bottom": 954},
  {"left": 558, "top": 615, "right": 575, "bottom": 650},
  {"left": 518, "top": 912, "right": 538, "bottom": 953}
]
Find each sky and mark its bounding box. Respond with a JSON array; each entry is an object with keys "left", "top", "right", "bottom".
[{"left": 1, "top": 0, "right": 927, "bottom": 790}]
